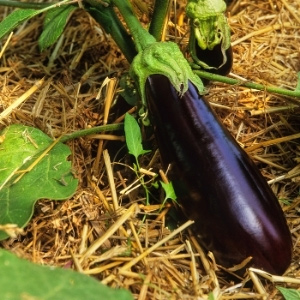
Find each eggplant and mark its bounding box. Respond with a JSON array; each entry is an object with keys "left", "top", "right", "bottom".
[
  {"left": 193, "top": 42, "right": 233, "bottom": 76},
  {"left": 145, "top": 74, "right": 292, "bottom": 275}
]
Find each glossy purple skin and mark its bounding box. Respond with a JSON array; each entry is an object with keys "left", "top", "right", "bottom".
[
  {"left": 194, "top": 43, "right": 233, "bottom": 76},
  {"left": 145, "top": 75, "right": 292, "bottom": 275}
]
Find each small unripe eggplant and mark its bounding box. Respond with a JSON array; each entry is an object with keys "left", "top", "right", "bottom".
[
  {"left": 193, "top": 42, "right": 233, "bottom": 76},
  {"left": 186, "top": 0, "right": 233, "bottom": 76},
  {"left": 145, "top": 74, "right": 292, "bottom": 275}
]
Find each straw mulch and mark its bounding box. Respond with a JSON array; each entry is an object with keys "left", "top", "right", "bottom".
[{"left": 0, "top": 0, "right": 300, "bottom": 299}]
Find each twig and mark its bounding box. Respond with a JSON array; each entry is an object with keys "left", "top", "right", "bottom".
[
  {"left": 231, "top": 22, "right": 293, "bottom": 46},
  {"left": 245, "top": 132, "right": 300, "bottom": 152},
  {"left": 0, "top": 31, "right": 13, "bottom": 59},
  {"left": 103, "top": 149, "right": 119, "bottom": 211},
  {"left": 119, "top": 220, "right": 194, "bottom": 272},
  {"left": 0, "top": 78, "right": 45, "bottom": 122},
  {"left": 79, "top": 203, "right": 138, "bottom": 263}
]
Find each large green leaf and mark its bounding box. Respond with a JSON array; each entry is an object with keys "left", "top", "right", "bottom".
[
  {"left": 0, "top": 1, "right": 74, "bottom": 42},
  {"left": 38, "top": 5, "right": 77, "bottom": 52},
  {"left": 0, "top": 124, "right": 78, "bottom": 240},
  {"left": 0, "top": 249, "right": 133, "bottom": 300}
]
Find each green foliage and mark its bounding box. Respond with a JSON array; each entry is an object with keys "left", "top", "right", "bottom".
[
  {"left": 124, "top": 112, "right": 154, "bottom": 204},
  {"left": 160, "top": 181, "right": 177, "bottom": 206},
  {"left": 277, "top": 287, "right": 300, "bottom": 300},
  {"left": 0, "top": 124, "right": 78, "bottom": 240},
  {"left": 208, "top": 292, "right": 216, "bottom": 300},
  {"left": 124, "top": 113, "right": 150, "bottom": 162},
  {"left": 279, "top": 198, "right": 292, "bottom": 206},
  {"left": 0, "top": 248, "right": 133, "bottom": 300},
  {"left": 119, "top": 74, "right": 139, "bottom": 106},
  {"left": 0, "top": 0, "right": 74, "bottom": 48},
  {"left": 124, "top": 113, "right": 178, "bottom": 207},
  {"left": 38, "top": 5, "right": 77, "bottom": 51},
  {"left": 0, "top": 8, "right": 41, "bottom": 40}
]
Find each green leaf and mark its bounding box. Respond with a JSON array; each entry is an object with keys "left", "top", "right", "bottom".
[
  {"left": 279, "top": 198, "right": 292, "bottom": 205},
  {"left": 208, "top": 292, "right": 216, "bottom": 300},
  {"left": 0, "top": 8, "right": 41, "bottom": 40},
  {"left": 124, "top": 113, "right": 150, "bottom": 160},
  {"left": 38, "top": 5, "right": 77, "bottom": 52},
  {"left": 119, "top": 74, "right": 139, "bottom": 106},
  {"left": 0, "top": 1, "right": 74, "bottom": 42},
  {"left": 0, "top": 249, "right": 133, "bottom": 300},
  {"left": 161, "top": 181, "right": 177, "bottom": 203},
  {"left": 0, "top": 124, "right": 78, "bottom": 240},
  {"left": 160, "top": 181, "right": 178, "bottom": 210},
  {"left": 277, "top": 287, "right": 300, "bottom": 300}
]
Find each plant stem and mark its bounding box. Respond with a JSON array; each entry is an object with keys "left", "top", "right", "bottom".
[
  {"left": 0, "top": 0, "right": 53, "bottom": 9},
  {"left": 149, "top": 0, "right": 172, "bottom": 41},
  {"left": 111, "top": 0, "right": 155, "bottom": 52},
  {"left": 85, "top": 2, "right": 137, "bottom": 62},
  {"left": 195, "top": 70, "right": 300, "bottom": 100},
  {"left": 60, "top": 123, "right": 124, "bottom": 143}
]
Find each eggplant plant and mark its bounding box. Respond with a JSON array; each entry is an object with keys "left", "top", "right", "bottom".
[
  {"left": 186, "top": 0, "right": 233, "bottom": 75},
  {"left": 92, "top": 0, "right": 294, "bottom": 275},
  {"left": 0, "top": 0, "right": 298, "bottom": 277}
]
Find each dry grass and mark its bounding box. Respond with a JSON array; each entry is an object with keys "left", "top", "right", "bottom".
[{"left": 0, "top": 0, "right": 300, "bottom": 299}]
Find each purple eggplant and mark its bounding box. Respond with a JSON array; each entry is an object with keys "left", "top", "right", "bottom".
[
  {"left": 145, "top": 74, "right": 292, "bottom": 275},
  {"left": 193, "top": 42, "right": 233, "bottom": 76}
]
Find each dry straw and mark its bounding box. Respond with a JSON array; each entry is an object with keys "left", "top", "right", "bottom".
[{"left": 0, "top": 0, "right": 299, "bottom": 299}]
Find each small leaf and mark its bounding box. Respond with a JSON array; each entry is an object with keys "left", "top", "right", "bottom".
[
  {"left": 119, "top": 74, "right": 139, "bottom": 106},
  {"left": 161, "top": 181, "right": 177, "bottom": 203},
  {"left": 0, "top": 124, "right": 78, "bottom": 240},
  {"left": 152, "top": 181, "right": 159, "bottom": 189},
  {"left": 279, "top": 198, "right": 292, "bottom": 206},
  {"left": 208, "top": 292, "right": 216, "bottom": 300},
  {"left": 38, "top": 5, "right": 77, "bottom": 52},
  {"left": 0, "top": 249, "right": 133, "bottom": 300},
  {"left": 124, "top": 113, "right": 150, "bottom": 160},
  {"left": 0, "top": 9, "right": 41, "bottom": 40},
  {"left": 277, "top": 287, "right": 300, "bottom": 300},
  {"left": 160, "top": 181, "right": 177, "bottom": 212}
]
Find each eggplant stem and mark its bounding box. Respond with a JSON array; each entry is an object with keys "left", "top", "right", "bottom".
[
  {"left": 60, "top": 123, "right": 124, "bottom": 143},
  {"left": 149, "top": 0, "right": 172, "bottom": 41},
  {"left": 195, "top": 70, "right": 300, "bottom": 100},
  {"left": 111, "top": 0, "right": 156, "bottom": 52},
  {"left": 0, "top": 0, "right": 53, "bottom": 8},
  {"left": 85, "top": 2, "right": 137, "bottom": 63}
]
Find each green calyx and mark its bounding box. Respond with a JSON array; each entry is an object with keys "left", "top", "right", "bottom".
[
  {"left": 186, "top": 0, "right": 230, "bottom": 50},
  {"left": 130, "top": 41, "right": 204, "bottom": 107},
  {"left": 193, "top": 15, "right": 222, "bottom": 50},
  {"left": 186, "top": 0, "right": 231, "bottom": 68},
  {"left": 186, "top": 0, "right": 227, "bottom": 20}
]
